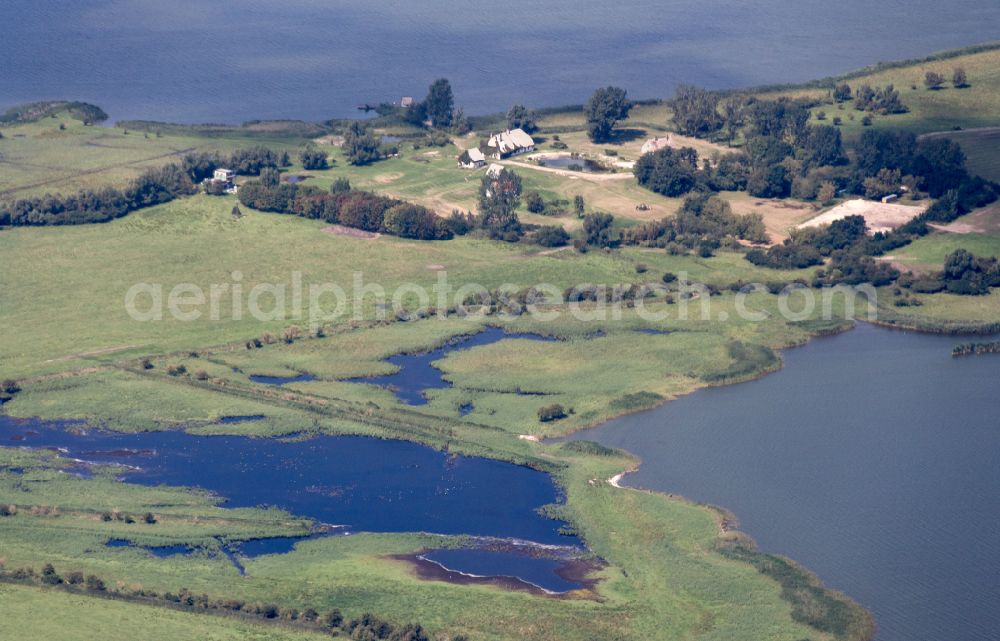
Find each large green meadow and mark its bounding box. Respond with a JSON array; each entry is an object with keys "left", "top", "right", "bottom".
[{"left": 2, "top": 44, "right": 1000, "bottom": 641}]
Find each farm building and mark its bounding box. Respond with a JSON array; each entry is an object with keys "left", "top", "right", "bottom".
[
  {"left": 457, "top": 147, "right": 486, "bottom": 168},
  {"left": 202, "top": 168, "right": 237, "bottom": 195},
  {"left": 400, "top": 96, "right": 414, "bottom": 108},
  {"left": 486, "top": 128, "right": 535, "bottom": 159}
]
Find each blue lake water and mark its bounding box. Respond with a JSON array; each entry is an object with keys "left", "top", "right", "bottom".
[
  {"left": 3, "top": 1, "right": 999, "bottom": 123},
  {"left": 348, "top": 327, "right": 556, "bottom": 405},
  {"left": 571, "top": 323, "right": 1000, "bottom": 641},
  {"left": 0, "top": 416, "right": 574, "bottom": 546}
]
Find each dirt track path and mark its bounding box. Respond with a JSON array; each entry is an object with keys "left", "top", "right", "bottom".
[{"left": 500, "top": 159, "right": 634, "bottom": 182}]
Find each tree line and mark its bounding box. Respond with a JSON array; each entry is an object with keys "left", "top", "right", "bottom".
[
  {"left": 0, "top": 561, "right": 446, "bottom": 641},
  {"left": 0, "top": 145, "right": 287, "bottom": 227},
  {"left": 237, "top": 173, "right": 452, "bottom": 241}
]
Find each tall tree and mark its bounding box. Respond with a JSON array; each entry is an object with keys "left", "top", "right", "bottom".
[
  {"left": 425, "top": 78, "right": 454, "bottom": 128},
  {"left": 343, "top": 121, "right": 383, "bottom": 166},
  {"left": 671, "top": 85, "right": 722, "bottom": 137},
  {"left": 584, "top": 86, "right": 631, "bottom": 142},
  {"left": 478, "top": 168, "right": 522, "bottom": 236},
  {"left": 506, "top": 104, "right": 537, "bottom": 133}
]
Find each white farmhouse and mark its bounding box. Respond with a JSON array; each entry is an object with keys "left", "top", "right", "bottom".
[
  {"left": 486, "top": 128, "right": 535, "bottom": 159},
  {"left": 457, "top": 147, "right": 486, "bottom": 169}
]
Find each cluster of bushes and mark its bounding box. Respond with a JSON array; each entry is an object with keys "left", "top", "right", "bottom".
[
  {"left": 99, "top": 510, "right": 155, "bottom": 524},
  {"left": 0, "top": 563, "right": 438, "bottom": 641},
  {"left": 622, "top": 194, "right": 768, "bottom": 250},
  {"left": 851, "top": 84, "right": 907, "bottom": 114},
  {"left": 537, "top": 404, "right": 567, "bottom": 422},
  {"left": 1, "top": 379, "right": 20, "bottom": 404},
  {"left": 238, "top": 176, "right": 452, "bottom": 241},
  {"left": 899, "top": 249, "right": 1000, "bottom": 296},
  {"left": 0, "top": 145, "right": 291, "bottom": 227}
]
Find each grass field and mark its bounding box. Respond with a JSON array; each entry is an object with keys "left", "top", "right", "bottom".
[
  {"left": 0, "top": 115, "right": 300, "bottom": 199},
  {"left": 926, "top": 128, "right": 1000, "bottom": 182},
  {"left": 0, "top": 584, "right": 331, "bottom": 641}
]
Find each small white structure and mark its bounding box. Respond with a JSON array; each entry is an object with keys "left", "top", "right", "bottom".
[
  {"left": 881, "top": 194, "right": 899, "bottom": 204},
  {"left": 400, "top": 96, "right": 414, "bottom": 108},
  {"left": 640, "top": 136, "right": 671, "bottom": 155},
  {"left": 486, "top": 128, "right": 535, "bottom": 159},
  {"left": 457, "top": 147, "right": 486, "bottom": 169},
  {"left": 203, "top": 168, "right": 237, "bottom": 195}
]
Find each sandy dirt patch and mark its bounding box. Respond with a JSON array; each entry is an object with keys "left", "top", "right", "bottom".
[
  {"left": 798, "top": 199, "right": 927, "bottom": 234},
  {"left": 502, "top": 159, "right": 633, "bottom": 182},
  {"left": 725, "top": 194, "right": 816, "bottom": 244},
  {"left": 312, "top": 135, "right": 344, "bottom": 146},
  {"left": 321, "top": 225, "right": 380, "bottom": 239},
  {"left": 373, "top": 173, "right": 404, "bottom": 184},
  {"left": 427, "top": 264, "right": 445, "bottom": 270}
]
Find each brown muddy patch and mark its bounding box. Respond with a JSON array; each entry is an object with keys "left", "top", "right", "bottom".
[{"left": 389, "top": 550, "right": 605, "bottom": 599}]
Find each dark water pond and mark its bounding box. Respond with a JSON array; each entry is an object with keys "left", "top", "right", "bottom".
[
  {"left": 106, "top": 538, "right": 192, "bottom": 558},
  {"left": 570, "top": 323, "right": 1000, "bottom": 641},
  {"left": 348, "top": 327, "right": 556, "bottom": 405},
  {"left": 249, "top": 373, "right": 317, "bottom": 386},
  {"left": 6, "top": 1, "right": 999, "bottom": 123},
  {"left": 537, "top": 157, "right": 607, "bottom": 173},
  {"left": 0, "top": 416, "right": 574, "bottom": 547},
  {"left": 421, "top": 548, "right": 583, "bottom": 593}
]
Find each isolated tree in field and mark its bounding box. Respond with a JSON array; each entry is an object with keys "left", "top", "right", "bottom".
[
  {"left": 298, "top": 146, "right": 329, "bottom": 170},
  {"left": 573, "top": 194, "right": 585, "bottom": 217},
  {"left": 424, "top": 78, "right": 454, "bottom": 128},
  {"left": 478, "top": 168, "right": 523, "bottom": 236},
  {"left": 525, "top": 191, "right": 545, "bottom": 213},
  {"left": 953, "top": 67, "right": 969, "bottom": 88},
  {"left": 584, "top": 86, "right": 631, "bottom": 142},
  {"left": 671, "top": 85, "right": 722, "bottom": 137},
  {"left": 343, "top": 121, "right": 383, "bottom": 166},
  {"left": 924, "top": 71, "right": 945, "bottom": 90},
  {"left": 506, "top": 104, "right": 537, "bottom": 133},
  {"left": 1, "top": 379, "right": 19, "bottom": 394},
  {"left": 583, "top": 212, "right": 615, "bottom": 247},
  {"left": 451, "top": 107, "right": 471, "bottom": 134}
]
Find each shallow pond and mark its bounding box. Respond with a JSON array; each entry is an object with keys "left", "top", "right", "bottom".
[
  {"left": 0, "top": 417, "right": 576, "bottom": 549},
  {"left": 347, "top": 327, "right": 556, "bottom": 405},
  {"left": 536, "top": 157, "right": 607, "bottom": 173},
  {"left": 570, "top": 323, "right": 1000, "bottom": 641}
]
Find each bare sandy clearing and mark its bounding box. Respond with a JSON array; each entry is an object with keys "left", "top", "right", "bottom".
[
  {"left": 799, "top": 199, "right": 927, "bottom": 234},
  {"left": 321, "top": 225, "right": 380, "bottom": 239}
]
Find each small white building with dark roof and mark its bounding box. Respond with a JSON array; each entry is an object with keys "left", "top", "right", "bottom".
[{"left": 457, "top": 147, "right": 486, "bottom": 168}]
